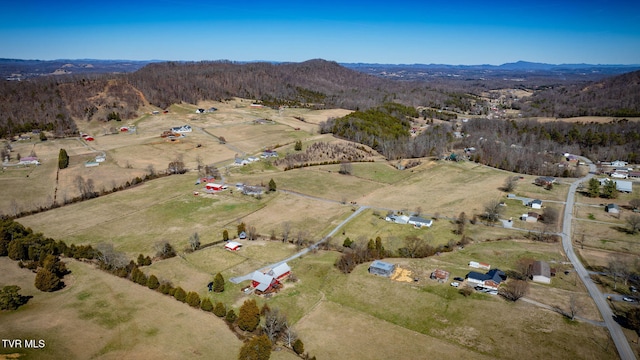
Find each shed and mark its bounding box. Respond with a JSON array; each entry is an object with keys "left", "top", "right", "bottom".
[
  {"left": 225, "top": 241, "right": 242, "bottom": 251},
  {"left": 605, "top": 204, "right": 620, "bottom": 214},
  {"left": 430, "top": 269, "right": 450, "bottom": 282},
  {"left": 206, "top": 183, "right": 224, "bottom": 191},
  {"left": 530, "top": 199, "right": 543, "bottom": 209},
  {"left": 468, "top": 261, "right": 491, "bottom": 270},
  {"left": 368, "top": 260, "right": 396, "bottom": 277},
  {"left": 615, "top": 180, "right": 633, "bottom": 193},
  {"left": 531, "top": 261, "right": 551, "bottom": 284}
]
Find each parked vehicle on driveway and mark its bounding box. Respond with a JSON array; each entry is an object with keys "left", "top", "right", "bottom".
[
  {"left": 623, "top": 297, "right": 635, "bottom": 302},
  {"left": 450, "top": 282, "right": 460, "bottom": 287},
  {"left": 454, "top": 277, "right": 464, "bottom": 282}
]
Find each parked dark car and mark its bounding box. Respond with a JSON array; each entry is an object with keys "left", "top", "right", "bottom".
[{"left": 454, "top": 277, "right": 465, "bottom": 282}]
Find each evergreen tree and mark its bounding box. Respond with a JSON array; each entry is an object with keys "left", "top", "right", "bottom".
[
  {"left": 293, "top": 339, "right": 304, "bottom": 355},
  {"left": 223, "top": 229, "right": 229, "bottom": 241},
  {"left": 214, "top": 301, "right": 227, "bottom": 317},
  {"left": 213, "top": 273, "right": 225, "bottom": 293},
  {"left": 147, "top": 274, "right": 160, "bottom": 290},
  {"left": 237, "top": 223, "right": 246, "bottom": 237},
  {"left": 238, "top": 334, "right": 272, "bottom": 360},
  {"left": 342, "top": 237, "right": 353, "bottom": 248},
  {"left": 173, "top": 287, "right": 187, "bottom": 302},
  {"left": 186, "top": 291, "right": 201, "bottom": 308},
  {"left": 294, "top": 140, "right": 302, "bottom": 151},
  {"left": 226, "top": 309, "right": 237, "bottom": 323},
  {"left": 0, "top": 285, "right": 30, "bottom": 310},
  {"left": 587, "top": 178, "right": 601, "bottom": 198},
  {"left": 268, "top": 178, "right": 276, "bottom": 192},
  {"left": 34, "top": 268, "right": 61, "bottom": 292},
  {"left": 42, "top": 254, "right": 68, "bottom": 278},
  {"left": 58, "top": 149, "right": 69, "bottom": 169},
  {"left": 131, "top": 267, "right": 148, "bottom": 285},
  {"left": 602, "top": 179, "right": 618, "bottom": 199},
  {"left": 200, "top": 298, "right": 214, "bottom": 312},
  {"left": 238, "top": 299, "right": 261, "bottom": 332}
]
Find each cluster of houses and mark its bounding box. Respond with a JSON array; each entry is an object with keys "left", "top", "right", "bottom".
[
  {"left": 233, "top": 150, "right": 279, "bottom": 166},
  {"left": 370, "top": 257, "right": 553, "bottom": 295},
  {"left": 384, "top": 214, "right": 433, "bottom": 228},
  {"left": 598, "top": 160, "right": 640, "bottom": 179}
]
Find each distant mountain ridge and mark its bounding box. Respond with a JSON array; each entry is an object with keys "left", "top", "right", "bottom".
[{"left": 2, "top": 58, "right": 639, "bottom": 81}]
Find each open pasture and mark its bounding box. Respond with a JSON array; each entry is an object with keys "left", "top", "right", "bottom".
[
  {"left": 17, "top": 174, "right": 265, "bottom": 255},
  {"left": 0, "top": 257, "right": 244, "bottom": 360},
  {"left": 357, "top": 160, "right": 509, "bottom": 218}
]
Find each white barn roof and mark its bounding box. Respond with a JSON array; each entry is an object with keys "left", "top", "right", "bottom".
[{"left": 268, "top": 263, "right": 291, "bottom": 278}]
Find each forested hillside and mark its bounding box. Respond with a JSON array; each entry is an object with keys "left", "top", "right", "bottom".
[
  {"left": 1, "top": 59, "right": 640, "bottom": 169},
  {"left": 460, "top": 118, "right": 639, "bottom": 175},
  {"left": 516, "top": 70, "right": 640, "bottom": 117}
]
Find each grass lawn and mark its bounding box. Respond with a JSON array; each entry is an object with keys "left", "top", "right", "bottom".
[{"left": 0, "top": 257, "right": 242, "bottom": 360}]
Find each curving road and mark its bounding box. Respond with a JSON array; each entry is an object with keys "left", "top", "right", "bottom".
[{"left": 563, "top": 158, "right": 636, "bottom": 360}]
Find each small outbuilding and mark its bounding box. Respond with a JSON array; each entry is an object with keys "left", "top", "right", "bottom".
[
  {"left": 368, "top": 260, "right": 396, "bottom": 277},
  {"left": 605, "top": 204, "right": 620, "bottom": 214},
  {"left": 615, "top": 180, "right": 633, "bottom": 193},
  {"left": 468, "top": 261, "right": 491, "bottom": 270},
  {"left": 430, "top": 269, "right": 450, "bottom": 282},
  {"left": 529, "top": 199, "right": 543, "bottom": 209},
  {"left": 224, "top": 241, "right": 242, "bottom": 251},
  {"left": 531, "top": 261, "right": 551, "bottom": 284}
]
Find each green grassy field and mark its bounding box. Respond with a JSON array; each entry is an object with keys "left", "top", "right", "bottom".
[{"left": 5, "top": 100, "right": 631, "bottom": 359}]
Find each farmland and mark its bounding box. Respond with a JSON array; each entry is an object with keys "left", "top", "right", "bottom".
[{"left": 2, "top": 98, "right": 638, "bottom": 359}]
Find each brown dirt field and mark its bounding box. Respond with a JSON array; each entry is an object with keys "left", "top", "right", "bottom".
[
  {"left": 238, "top": 192, "right": 353, "bottom": 238},
  {"left": 359, "top": 160, "right": 508, "bottom": 218},
  {"left": 295, "top": 301, "right": 495, "bottom": 360},
  {"left": 0, "top": 258, "right": 242, "bottom": 360}
]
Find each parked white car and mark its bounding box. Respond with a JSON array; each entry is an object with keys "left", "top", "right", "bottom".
[{"left": 450, "top": 282, "right": 460, "bottom": 287}]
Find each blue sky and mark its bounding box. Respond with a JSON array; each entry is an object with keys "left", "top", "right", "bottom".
[{"left": 3, "top": 0, "right": 640, "bottom": 65}]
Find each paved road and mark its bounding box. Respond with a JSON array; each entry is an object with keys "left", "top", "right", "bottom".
[
  {"left": 229, "top": 206, "right": 368, "bottom": 284},
  {"left": 562, "top": 157, "right": 636, "bottom": 360}
]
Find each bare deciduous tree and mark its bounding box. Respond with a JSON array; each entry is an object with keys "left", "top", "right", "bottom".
[
  {"left": 339, "top": 161, "right": 353, "bottom": 175},
  {"left": 96, "top": 243, "right": 129, "bottom": 269},
  {"left": 542, "top": 206, "right": 559, "bottom": 225},
  {"left": 483, "top": 199, "right": 504, "bottom": 224},
  {"left": 626, "top": 214, "right": 640, "bottom": 234},
  {"left": 498, "top": 279, "right": 529, "bottom": 301},
  {"left": 188, "top": 232, "right": 200, "bottom": 251},
  {"left": 502, "top": 176, "right": 518, "bottom": 192},
  {"left": 282, "top": 222, "right": 291, "bottom": 243},
  {"left": 247, "top": 225, "right": 258, "bottom": 241},
  {"left": 262, "top": 308, "right": 287, "bottom": 344}
]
